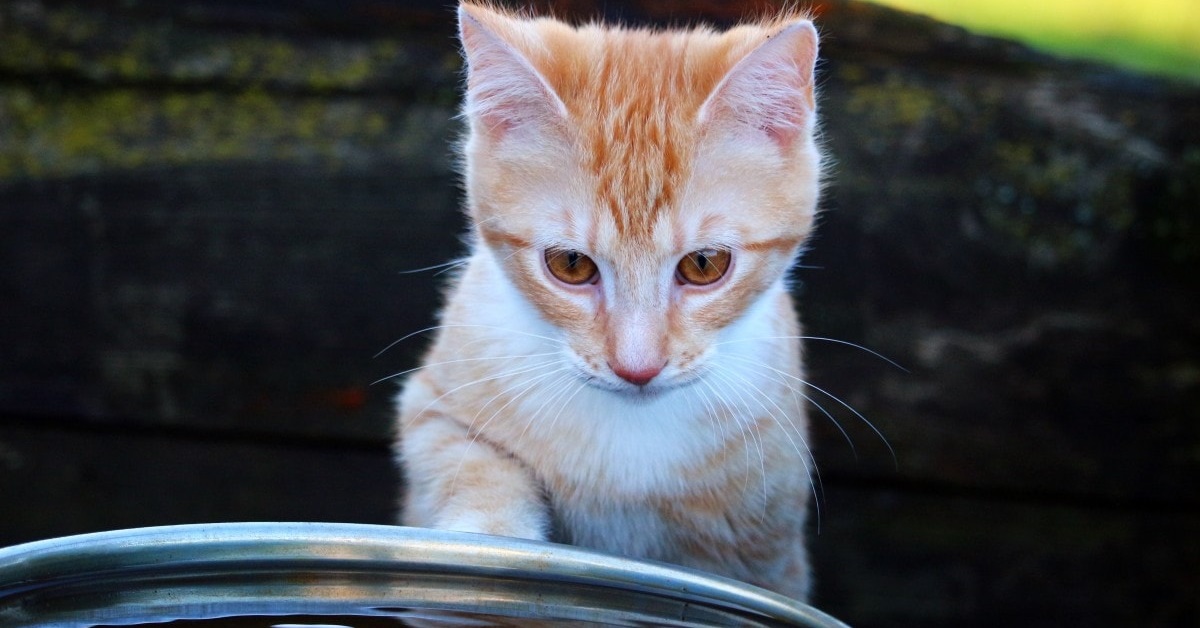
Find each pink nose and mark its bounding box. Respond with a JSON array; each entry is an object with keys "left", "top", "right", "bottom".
[{"left": 610, "top": 362, "right": 664, "bottom": 386}]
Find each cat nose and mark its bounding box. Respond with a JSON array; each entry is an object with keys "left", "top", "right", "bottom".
[{"left": 610, "top": 361, "right": 665, "bottom": 386}]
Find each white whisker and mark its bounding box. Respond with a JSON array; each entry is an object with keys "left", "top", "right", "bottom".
[
  {"left": 398, "top": 257, "right": 469, "bottom": 275},
  {"left": 542, "top": 376, "right": 588, "bottom": 436},
  {"left": 724, "top": 355, "right": 857, "bottom": 460},
  {"left": 371, "top": 351, "right": 562, "bottom": 386},
  {"left": 705, "top": 369, "right": 770, "bottom": 516},
  {"left": 726, "top": 354, "right": 897, "bottom": 468},
  {"left": 450, "top": 364, "right": 569, "bottom": 494},
  {"left": 710, "top": 364, "right": 824, "bottom": 531},
  {"left": 713, "top": 335, "right": 908, "bottom": 372},
  {"left": 696, "top": 374, "right": 753, "bottom": 483},
  {"left": 411, "top": 357, "right": 563, "bottom": 427},
  {"left": 375, "top": 323, "right": 567, "bottom": 358},
  {"left": 466, "top": 365, "right": 569, "bottom": 438},
  {"left": 516, "top": 370, "right": 577, "bottom": 442},
  {"left": 683, "top": 378, "right": 724, "bottom": 448}
]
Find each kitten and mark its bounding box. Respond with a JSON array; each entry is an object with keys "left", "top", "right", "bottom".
[{"left": 395, "top": 2, "right": 822, "bottom": 601}]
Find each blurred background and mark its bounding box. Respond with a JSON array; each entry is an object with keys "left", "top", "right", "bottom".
[{"left": 1, "top": 0, "right": 1197, "bottom": 626}]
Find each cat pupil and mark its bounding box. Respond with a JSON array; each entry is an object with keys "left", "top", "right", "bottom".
[{"left": 567, "top": 251, "right": 580, "bottom": 268}]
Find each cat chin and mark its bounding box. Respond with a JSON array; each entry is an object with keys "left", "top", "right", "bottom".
[{"left": 577, "top": 370, "right": 701, "bottom": 403}]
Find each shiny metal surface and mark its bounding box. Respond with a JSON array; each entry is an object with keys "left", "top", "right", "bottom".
[{"left": 0, "top": 522, "right": 850, "bottom": 627}]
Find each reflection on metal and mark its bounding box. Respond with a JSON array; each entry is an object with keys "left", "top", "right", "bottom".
[{"left": 0, "top": 523, "right": 850, "bottom": 627}]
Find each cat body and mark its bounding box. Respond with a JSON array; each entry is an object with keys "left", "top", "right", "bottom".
[{"left": 396, "top": 2, "right": 822, "bottom": 601}]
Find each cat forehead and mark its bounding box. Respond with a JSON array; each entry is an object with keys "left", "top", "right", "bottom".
[
  {"left": 532, "top": 25, "right": 740, "bottom": 107},
  {"left": 552, "top": 191, "right": 740, "bottom": 257},
  {"left": 518, "top": 26, "right": 772, "bottom": 239},
  {"left": 464, "top": 5, "right": 820, "bottom": 251}
]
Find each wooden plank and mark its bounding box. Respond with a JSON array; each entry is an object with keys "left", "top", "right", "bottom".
[
  {"left": 3, "top": 0, "right": 1196, "bottom": 505},
  {"left": 0, "top": 1, "right": 456, "bottom": 92},
  {"left": 0, "top": 166, "right": 463, "bottom": 440},
  {"left": 1, "top": 422, "right": 1193, "bottom": 627},
  {"left": 0, "top": 422, "right": 396, "bottom": 546},
  {"left": 794, "top": 51, "right": 1200, "bottom": 506},
  {"left": 810, "top": 485, "right": 1200, "bottom": 627}
]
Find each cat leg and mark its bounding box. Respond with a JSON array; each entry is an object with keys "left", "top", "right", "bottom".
[
  {"left": 764, "top": 541, "right": 812, "bottom": 602},
  {"left": 400, "top": 411, "right": 550, "bottom": 541}
]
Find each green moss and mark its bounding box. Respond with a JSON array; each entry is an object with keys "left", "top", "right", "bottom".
[
  {"left": 841, "top": 75, "right": 962, "bottom": 160},
  {"left": 848, "top": 75, "right": 943, "bottom": 128},
  {"left": 0, "top": 84, "right": 448, "bottom": 181},
  {"left": 981, "top": 139, "right": 1145, "bottom": 268},
  {"left": 0, "top": 3, "right": 413, "bottom": 91},
  {"left": 1139, "top": 147, "right": 1200, "bottom": 267},
  {"left": 0, "top": 31, "right": 50, "bottom": 71},
  {"left": 0, "top": 0, "right": 436, "bottom": 180}
]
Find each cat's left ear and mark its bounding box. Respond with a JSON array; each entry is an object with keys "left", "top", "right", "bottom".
[{"left": 698, "top": 21, "right": 819, "bottom": 151}]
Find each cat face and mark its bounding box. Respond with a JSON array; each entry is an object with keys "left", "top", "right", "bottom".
[{"left": 457, "top": 4, "right": 820, "bottom": 395}]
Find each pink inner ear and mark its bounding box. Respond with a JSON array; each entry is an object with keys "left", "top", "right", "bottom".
[
  {"left": 699, "top": 21, "right": 819, "bottom": 150},
  {"left": 458, "top": 7, "right": 568, "bottom": 141}
]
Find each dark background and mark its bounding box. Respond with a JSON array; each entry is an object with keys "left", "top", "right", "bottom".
[{"left": 1, "top": 1, "right": 1197, "bottom": 626}]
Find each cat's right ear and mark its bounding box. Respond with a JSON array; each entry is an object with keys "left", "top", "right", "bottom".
[
  {"left": 697, "top": 20, "right": 819, "bottom": 152},
  {"left": 458, "top": 4, "right": 569, "bottom": 143}
]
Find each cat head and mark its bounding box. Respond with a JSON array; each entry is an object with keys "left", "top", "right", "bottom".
[{"left": 456, "top": 2, "right": 821, "bottom": 394}]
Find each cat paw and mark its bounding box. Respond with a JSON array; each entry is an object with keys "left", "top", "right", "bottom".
[{"left": 433, "top": 511, "right": 548, "bottom": 542}]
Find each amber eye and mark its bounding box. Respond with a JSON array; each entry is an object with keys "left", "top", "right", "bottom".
[
  {"left": 676, "top": 248, "right": 732, "bottom": 286},
  {"left": 545, "top": 249, "right": 599, "bottom": 285}
]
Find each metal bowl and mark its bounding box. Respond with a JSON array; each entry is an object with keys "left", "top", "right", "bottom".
[{"left": 0, "top": 522, "right": 848, "bottom": 627}]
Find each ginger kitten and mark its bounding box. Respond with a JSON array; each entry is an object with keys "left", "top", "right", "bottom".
[{"left": 395, "top": 2, "right": 823, "bottom": 600}]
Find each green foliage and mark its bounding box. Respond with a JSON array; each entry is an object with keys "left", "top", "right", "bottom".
[{"left": 867, "top": 0, "right": 1200, "bottom": 82}]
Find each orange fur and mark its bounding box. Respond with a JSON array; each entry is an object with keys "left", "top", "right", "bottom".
[{"left": 395, "top": 2, "right": 824, "bottom": 601}]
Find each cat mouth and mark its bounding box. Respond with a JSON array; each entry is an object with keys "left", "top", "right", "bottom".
[
  {"left": 579, "top": 370, "right": 696, "bottom": 401},
  {"left": 622, "top": 382, "right": 668, "bottom": 400}
]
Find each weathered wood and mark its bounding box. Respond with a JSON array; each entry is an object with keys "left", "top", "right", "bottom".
[
  {"left": 802, "top": 53, "right": 1200, "bottom": 507},
  {"left": 809, "top": 486, "right": 1200, "bottom": 627},
  {"left": 1, "top": 421, "right": 1194, "bottom": 627},
  {"left": 0, "top": 422, "right": 396, "bottom": 544},
  {"left": 4, "top": 0, "right": 1195, "bottom": 501},
  {"left": 0, "top": 166, "right": 462, "bottom": 440},
  {"left": 2, "top": 1, "right": 1198, "bottom": 626}
]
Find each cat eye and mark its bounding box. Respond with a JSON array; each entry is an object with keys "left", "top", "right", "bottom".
[
  {"left": 545, "top": 249, "right": 599, "bottom": 285},
  {"left": 676, "top": 248, "right": 732, "bottom": 286}
]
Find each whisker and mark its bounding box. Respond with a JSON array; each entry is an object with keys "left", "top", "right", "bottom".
[
  {"left": 728, "top": 355, "right": 897, "bottom": 469},
  {"left": 683, "top": 378, "right": 724, "bottom": 448},
  {"left": 516, "top": 370, "right": 577, "bottom": 442},
  {"left": 706, "top": 369, "right": 770, "bottom": 515},
  {"left": 542, "top": 376, "right": 589, "bottom": 436},
  {"left": 375, "top": 323, "right": 566, "bottom": 358},
  {"left": 501, "top": 240, "right": 541, "bottom": 263},
  {"left": 696, "top": 375, "right": 754, "bottom": 483},
  {"left": 450, "top": 364, "right": 568, "bottom": 494},
  {"left": 371, "top": 351, "right": 562, "bottom": 386},
  {"left": 397, "top": 257, "right": 469, "bottom": 275},
  {"left": 713, "top": 335, "right": 908, "bottom": 372},
  {"left": 710, "top": 363, "right": 824, "bottom": 531},
  {"left": 411, "top": 357, "right": 563, "bottom": 427},
  {"left": 467, "top": 365, "right": 569, "bottom": 442},
  {"left": 725, "top": 355, "right": 858, "bottom": 460},
  {"left": 713, "top": 364, "right": 817, "bottom": 469},
  {"left": 794, "top": 378, "right": 896, "bottom": 469}
]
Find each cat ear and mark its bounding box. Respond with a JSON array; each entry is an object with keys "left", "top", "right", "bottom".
[
  {"left": 458, "top": 4, "right": 569, "bottom": 142},
  {"left": 698, "top": 21, "right": 819, "bottom": 150}
]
